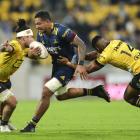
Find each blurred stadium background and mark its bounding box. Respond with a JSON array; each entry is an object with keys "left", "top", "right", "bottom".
[{"left": 0, "top": 0, "right": 140, "bottom": 100}]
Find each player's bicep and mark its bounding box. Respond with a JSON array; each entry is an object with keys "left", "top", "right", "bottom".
[{"left": 71, "top": 35, "right": 84, "bottom": 46}]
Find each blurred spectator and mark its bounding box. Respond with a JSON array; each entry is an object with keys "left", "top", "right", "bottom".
[{"left": 9, "top": 0, "right": 24, "bottom": 13}]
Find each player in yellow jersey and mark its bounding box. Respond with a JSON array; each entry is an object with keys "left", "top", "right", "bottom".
[
  {"left": 57, "top": 35, "right": 140, "bottom": 108},
  {"left": 0, "top": 19, "right": 41, "bottom": 132},
  {"left": 84, "top": 35, "right": 140, "bottom": 107}
]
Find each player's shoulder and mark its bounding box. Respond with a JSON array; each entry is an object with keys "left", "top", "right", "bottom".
[
  {"left": 110, "top": 40, "right": 122, "bottom": 45},
  {"left": 9, "top": 39, "right": 21, "bottom": 51},
  {"left": 55, "top": 23, "right": 66, "bottom": 28},
  {"left": 55, "top": 23, "right": 72, "bottom": 37},
  {"left": 55, "top": 23, "right": 69, "bottom": 32},
  {"left": 9, "top": 39, "right": 18, "bottom": 45},
  {"left": 106, "top": 40, "right": 123, "bottom": 50}
]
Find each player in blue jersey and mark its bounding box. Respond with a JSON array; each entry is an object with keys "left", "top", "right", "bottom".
[{"left": 20, "top": 11, "right": 110, "bottom": 132}]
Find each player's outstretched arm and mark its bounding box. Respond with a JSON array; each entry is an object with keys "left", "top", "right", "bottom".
[
  {"left": 58, "top": 50, "right": 99, "bottom": 69},
  {"left": 57, "top": 56, "right": 77, "bottom": 69},
  {"left": 85, "top": 51, "right": 98, "bottom": 61},
  {"left": 86, "top": 60, "right": 104, "bottom": 73}
]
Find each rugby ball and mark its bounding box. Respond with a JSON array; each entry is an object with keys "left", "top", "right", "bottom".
[{"left": 29, "top": 41, "right": 48, "bottom": 59}]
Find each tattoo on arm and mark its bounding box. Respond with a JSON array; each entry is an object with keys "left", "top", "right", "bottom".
[{"left": 72, "top": 35, "right": 86, "bottom": 64}]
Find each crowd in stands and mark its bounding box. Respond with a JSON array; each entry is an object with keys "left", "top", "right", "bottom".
[
  {"left": 0, "top": 0, "right": 140, "bottom": 64},
  {"left": 63, "top": 0, "right": 140, "bottom": 49}
]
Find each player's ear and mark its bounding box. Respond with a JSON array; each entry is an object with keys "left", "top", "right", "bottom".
[{"left": 21, "top": 37, "right": 25, "bottom": 42}]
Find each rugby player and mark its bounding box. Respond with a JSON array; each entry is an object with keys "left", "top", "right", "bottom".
[
  {"left": 85, "top": 35, "right": 140, "bottom": 107},
  {"left": 20, "top": 11, "right": 110, "bottom": 132},
  {"left": 0, "top": 19, "right": 41, "bottom": 132}
]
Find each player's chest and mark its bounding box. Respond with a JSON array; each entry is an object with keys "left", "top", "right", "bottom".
[
  {"left": 14, "top": 51, "right": 25, "bottom": 60},
  {"left": 41, "top": 34, "right": 60, "bottom": 47},
  {"left": 40, "top": 35, "right": 63, "bottom": 55}
]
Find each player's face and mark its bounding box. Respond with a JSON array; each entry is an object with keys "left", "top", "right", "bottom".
[
  {"left": 22, "top": 36, "right": 34, "bottom": 47},
  {"left": 35, "top": 18, "right": 52, "bottom": 33}
]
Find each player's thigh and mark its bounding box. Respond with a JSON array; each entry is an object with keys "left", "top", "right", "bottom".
[
  {"left": 44, "top": 77, "right": 63, "bottom": 95},
  {"left": 5, "top": 94, "right": 17, "bottom": 108},
  {"left": 54, "top": 85, "right": 67, "bottom": 96},
  {"left": 0, "top": 80, "right": 14, "bottom": 103},
  {"left": 124, "top": 84, "right": 139, "bottom": 99},
  {"left": 124, "top": 74, "right": 140, "bottom": 99},
  {"left": 53, "top": 66, "right": 74, "bottom": 86},
  {"left": 0, "top": 89, "right": 16, "bottom": 106},
  {"left": 0, "top": 80, "right": 11, "bottom": 93}
]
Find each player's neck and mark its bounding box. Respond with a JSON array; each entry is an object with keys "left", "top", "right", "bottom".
[
  {"left": 16, "top": 39, "right": 24, "bottom": 49},
  {"left": 45, "top": 23, "right": 54, "bottom": 35}
]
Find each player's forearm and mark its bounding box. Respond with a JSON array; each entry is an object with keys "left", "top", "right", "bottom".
[
  {"left": 66, "top": 62, "right": 77, "bottom": 69},
  {"left": 85, "top": 51, "right": 98, "bottom": 61},
  {"left": 72, "top": 36, "right": 86, "bottom": 65},
  {"left": 86, "top": 61, "right": 103, "bottom": 73}
]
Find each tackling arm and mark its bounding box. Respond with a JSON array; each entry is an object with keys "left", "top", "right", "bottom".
[
  {"left": 86, "top": 60, "right": 104, "bottom": 73},
  {"left": 58, "top": 56, "right": 104, "bottom": 74},
  {"left": 85, "top": 51, "right": 98, "bottom": 61},
  {"left": 57, "top": 56, "right": 77, "bottom": 69}
]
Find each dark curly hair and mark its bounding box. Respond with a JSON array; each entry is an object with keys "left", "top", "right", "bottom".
[
  {"left": 35, "top": 11, "right": 51, "bottom": 21},
  {"left": 15, "top": 19, "right": 30, "bottom": 33},
  {"left": 91, "top": 35, "right": 102, "bottom": 49}
]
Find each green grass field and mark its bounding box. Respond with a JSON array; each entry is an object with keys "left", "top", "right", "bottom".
[{"left": 0, "top": 98, "right": 140, "bottom": 140}]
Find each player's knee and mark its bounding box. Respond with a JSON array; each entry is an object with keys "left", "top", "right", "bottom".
[
  {"left": 10, "top": 102, "right": 17, "bottom": 109},
  {"left": 42, "top": 86, "right": 53, "bottom": 99},
  {"left": 8, "top": 97, "right": 17, "bottom": 109}
]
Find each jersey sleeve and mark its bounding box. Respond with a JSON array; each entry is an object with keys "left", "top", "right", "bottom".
[
  {"left": 58, "top": 25, "right": 76, "bottom": 43},
  {"left": 96, "top": 48, "right": 111, "bottom": 65}
]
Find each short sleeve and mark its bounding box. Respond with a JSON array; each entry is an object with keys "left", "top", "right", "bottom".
[{"left": 58, "top": 25, "right": 76, "bottom": 43}]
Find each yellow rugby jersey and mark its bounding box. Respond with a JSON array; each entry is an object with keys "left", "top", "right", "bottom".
[
  {"left": 96, "top": 40, "right": 140, "bottom": 75},
  {"left": 0, "top": 40, "right": 29, "bottom": 82}
]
